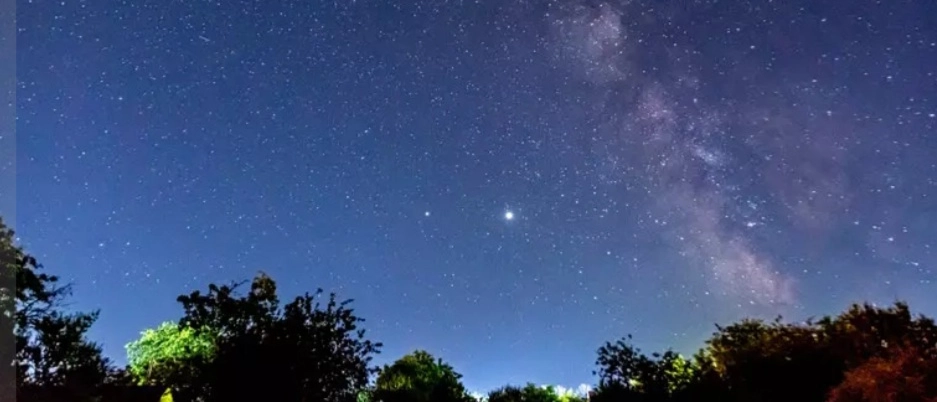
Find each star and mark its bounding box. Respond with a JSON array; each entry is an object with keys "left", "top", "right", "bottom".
[{"left": 504, "top": 211, "right": 515, "bottom": 221}]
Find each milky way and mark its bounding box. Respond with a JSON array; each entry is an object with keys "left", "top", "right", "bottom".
[
  {"left": 13, "top": 0, "right": 937, "bottom": 393},
  {"left": 546, "top": 0, "right": 934, "bottom": 311},
  {"left": 558, "top": 2, "right": 802, "bottom": 307}
]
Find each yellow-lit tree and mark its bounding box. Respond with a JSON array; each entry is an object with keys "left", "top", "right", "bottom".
[{"left": 373, "top": 350, "right": 475, "bottom": 402}]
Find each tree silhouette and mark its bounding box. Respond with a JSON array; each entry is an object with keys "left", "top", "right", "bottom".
[
  {"left": 697, "top": 301, "right": 937, "bottom": 402},
  {"left": 591, "top": 335, "right": 698, "bottom": 402},
  {"left": 487, "top": 385, "right": 526, "bottom": 402},
  {"left": 372, "top": 350, "right": 474, "bottom": 402},
  {"left": 171, "top": 271, "right": 381, "bottom": 402},
  {"left": 702, "top": 317, "right": 842, "bottom": 402},
  {"left": 0, "top": 217, "right": 113, "bottom": 392},
  {"left": 588, "top": 302, "right": 937, "bottom": 402},
  {"left": 487, "top": 383, "right": 586, "bottom": 402},
  {"left": 817, "top": 302, "right": 937, "bottom": 368}
]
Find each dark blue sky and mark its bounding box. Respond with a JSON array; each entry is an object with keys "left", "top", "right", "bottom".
[{"left": 12, "top": 0, "right": 937, "bottom": 394}]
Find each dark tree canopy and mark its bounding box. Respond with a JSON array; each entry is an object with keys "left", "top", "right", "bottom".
[
  {"left": 373, "top": 350, "right": 474, "bottom": 402},
  {"left": 168, "top": 272, "right": 381, "bottom": 402},
  {"left": 701, "top": 302, "right": 937, "bottom": 402},
  {"left": 590, "top": 301, "right": 937, "bottom": 402},
  {"left": 817, "top": 301, "right": 937, "bottom": 367},
  {"left": 0, "top": 217, "right": 114, "bottom": 392},
  {"left": 591, "top": 335, "right": 698, "bottom": 402},
  {"left": 702, "top": 318, "right": 841, "bottom": 402}
]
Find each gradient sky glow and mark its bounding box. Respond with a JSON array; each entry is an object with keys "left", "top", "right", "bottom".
[{"left": 12, "top": 0, "right": 937, "bottom": 394}]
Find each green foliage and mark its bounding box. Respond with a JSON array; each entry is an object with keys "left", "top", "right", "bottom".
[
  {"left": 125, "top": 321, "right": 216, "bottom": 389},
  {"left": 170, "top": 272, "right": 382, "bottom": 402},
  {"left": 0, "top": 217, "right": 114, "bottom": 390},
  {"left": 357, "top": 388, "right": 373, "bottom": 402},
  {"left": 656, "top": 352, "right": 696, "bottom": 394},
  {"left": 553, "top": 387, "right": 587, "bottom": 402},
  {"left": 487, "top": 383, "right": 586, "bottom": 402},
  {"left": 373, "top": 350, "right": 474, "bottom": 402}
]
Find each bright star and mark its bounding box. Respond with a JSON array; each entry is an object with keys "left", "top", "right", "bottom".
[{"left": 504, "top": 211, "right": 514, "bottom": 221}]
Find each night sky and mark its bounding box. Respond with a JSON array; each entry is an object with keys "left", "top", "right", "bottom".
[{"left": 12, "top": 0, "right": 937, "bottom": 394}]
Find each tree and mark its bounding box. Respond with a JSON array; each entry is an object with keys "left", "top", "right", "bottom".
[
  {"left": 372, "top": 350, "right": 475, "bottom": 402},
  {"left": 21, "top": 311, "right": 113, "bottom": 387},
  {"left": 697, "top": 301, "right": 937, "bottom": 402},
  {"left": 487, "top": 383, "right": 586, "bottom": 402},
  {"left": 0, "top": 217, "right": 113, "bottom": 391},
  {"left": 702, "top": 317, "right": 842, "bottom": 402},
  {"left": 1, "top": 217, "right": 19, "bottom": 396},
  {"left": 591, "top": 335, "right": 698, "bottom": 402},
  {"left": 827, "top": 344, "right": 937, "bottom": 402},
  {"left": 125, "top": 321, "right": 217, "bottom": 397},
  {"left": 817, "top": 302, "right": 937, "bottom": 368},
  {"left": 487, "top": 385, "right": 525, "bottom": 402},
  {"left": 172, "top": 272, "right": 381, "bottom": 402}
]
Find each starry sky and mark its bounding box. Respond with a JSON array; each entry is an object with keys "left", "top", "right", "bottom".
[{"left": 11, "top": 0, "right": 937, "bottom": 394}]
